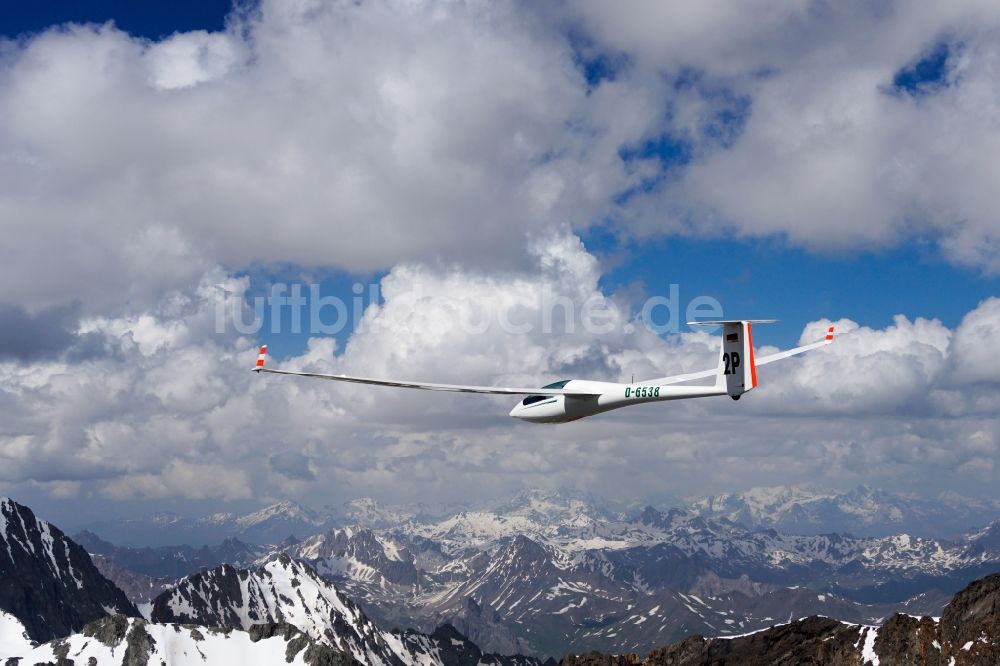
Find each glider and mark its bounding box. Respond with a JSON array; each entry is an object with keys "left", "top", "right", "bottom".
[{"left": 252, "top": 320, "right": 834, "bottom": 423}]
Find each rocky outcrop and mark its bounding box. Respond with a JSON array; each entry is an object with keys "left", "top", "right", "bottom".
[{"left": 939, "top": 572, "right": 1000, "bottom": 665}]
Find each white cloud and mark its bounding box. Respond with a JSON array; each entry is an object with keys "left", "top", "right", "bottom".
[
  {"left": 0, "top": 2, "right": 640, "bottom": 312},
  {"left": 0, "top": 0, "right": 997, "bottom": 326},
  {"left": 583, "top": 1, "right": 1000, "bottom": 271},
  {"left": 948, "top": 297, "right": 1000, "bottom": 385},
  {"left": 145, "top": 30, "right": 245, "bottom": 90},
  {"left": 0, "top": 234, "right": 997, "bottom": 510}
]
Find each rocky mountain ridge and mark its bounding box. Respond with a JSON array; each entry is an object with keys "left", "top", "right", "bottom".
[
  {"left": 0, "top": 611, "right": 358, "bottom": 666},
  {"left": 558, "top": 571, "right": 1000, "bottom": 665},
  {"left": 150, "top": 554, "right": 540, "bottom": 666},
  {"left": 0, "top": 498, "right": 138, "bottom": 642}
]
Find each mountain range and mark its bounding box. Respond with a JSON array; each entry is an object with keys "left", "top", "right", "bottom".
[
  {"left": 691, "top": 484, "right": 1000, "bottom": 538},
  {"left": 78, "top": 499, "right": 341, "bottom": 547},
  {"left": 3, "top": 493, "right": 1000, "bottom": 664},
  {"left": 64, "top": 488, "right": 1000, "bottom": 656},
  {"left": 76, "top": 485, "right": 1000, "bottom": 547},
  {"left": 0, "top": 497, "right": 540, "bottom": 666},
  {"left": 271, "top": 500, "right": 1000, "bottom": 655}
]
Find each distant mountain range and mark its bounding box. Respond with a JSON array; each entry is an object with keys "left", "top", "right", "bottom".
[
  {"left": 3, "top": 494, "right": 1000, "bottom": 665},
  {"left": 65, "top": 488, "right": 1000, "bottom": 656},
  {"left": 78, "top": 499, "right": 342, "bottom": 546},
  {"left": 76, "top": 485, "right": 1000, "bottom": 548},
  {"left": 690, "top": 484, "right": 1000, "bottom": 538},
  {"left": 271, "top": 496, "right": 1000, "bottom": 655}
]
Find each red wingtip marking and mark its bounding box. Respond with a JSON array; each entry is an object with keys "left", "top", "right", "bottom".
[
  {"left": 256, "top": 345, "right": 267, "bottom": 368},
  {"left": 825, "top": 326, "right": 835, "bottom": 341}
]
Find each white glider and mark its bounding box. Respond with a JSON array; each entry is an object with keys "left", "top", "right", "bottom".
[{"left": 252, "top": 320, "right": 834, "bottom": 423}]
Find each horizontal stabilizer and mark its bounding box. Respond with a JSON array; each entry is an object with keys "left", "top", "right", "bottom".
[{"left": 688, "top": 319, "right": 778, "bottom": 326}]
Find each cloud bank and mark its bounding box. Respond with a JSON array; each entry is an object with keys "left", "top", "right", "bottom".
[{"left": 1, "top": 232, "right": 998, "bottom": 511}]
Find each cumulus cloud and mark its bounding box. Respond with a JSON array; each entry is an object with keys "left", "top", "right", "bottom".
[
  {"left": 568, "top": 0, "right": 1000, "bottom": 271},
  {"left": 0, "top": 1, "right": 643, "bottom": 312},
  {"left": 6, "top": 0, "right": 1000, "bottom": 323},
  {"left": 0, "top": 234, "right": 997, "bottom": 511},
  {"left": 949, "top": 297, "right": 1000, "bottom": 385}
]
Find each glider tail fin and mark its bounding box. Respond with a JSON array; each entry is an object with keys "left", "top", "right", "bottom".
[
  {"left": 724, "top": 321, "right": 756, "bottom": 399},
  {"left": 691, "top": 319, "right": 776, "bottom": 400},
  {"left": 253, "top": 344, "right": 267, "bottom": 372}
]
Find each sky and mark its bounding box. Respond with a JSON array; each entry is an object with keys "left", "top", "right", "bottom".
[{"left": 1, "top": 0, "right": 1000, "bottom": 526}]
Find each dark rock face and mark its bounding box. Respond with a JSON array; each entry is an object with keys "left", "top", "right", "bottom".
[
  {"left": 435, "top": 596, "right": 526, "bottom": 656},
  {"left": 647, "top": 617, "right": 863, "bottom": 666},
  {"left": 939, "top": 572, "right": 1000, "bottom": 665},
  {"left": 874, "top": 614, "right": 942, "bottom": 666},
  {"left": 0, "top": 498, "right": 138, "bottom": 642},
  {"left": 149, "top": 562, "right": 257, "bottom": 628}
]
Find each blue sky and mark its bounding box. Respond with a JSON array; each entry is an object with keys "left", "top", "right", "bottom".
[
  {"left": 2, "top": 0, "right": 233, "bottom": 41},
  {"left": 245, "top": 235, "right": 1000, "bottom": 357}
]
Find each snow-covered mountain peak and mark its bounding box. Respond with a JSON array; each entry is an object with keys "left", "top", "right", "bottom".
[
  {"left": 342, "top": 497, "right": 417, "bottom": 528},
  {"left": 152, "top": 554, "right": 370, "bottom": 656},
  {"left": 236, "top": 500, "right": 326, "bottom": 529},
  {"left": 151, "top": 554, "right": 532, "bottom": 666}
]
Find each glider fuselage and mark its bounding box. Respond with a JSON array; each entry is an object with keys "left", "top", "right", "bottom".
[{"left": 507, "top": 380, "right": 727, "bottom": 423}]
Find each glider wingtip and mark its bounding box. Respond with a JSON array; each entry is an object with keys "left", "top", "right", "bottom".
[
  {"left": 825, "top": 325, "right": 835, "bottom": 343},
  {"left": 254, "top": 344, "right": 268, "bottom": 371}
]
